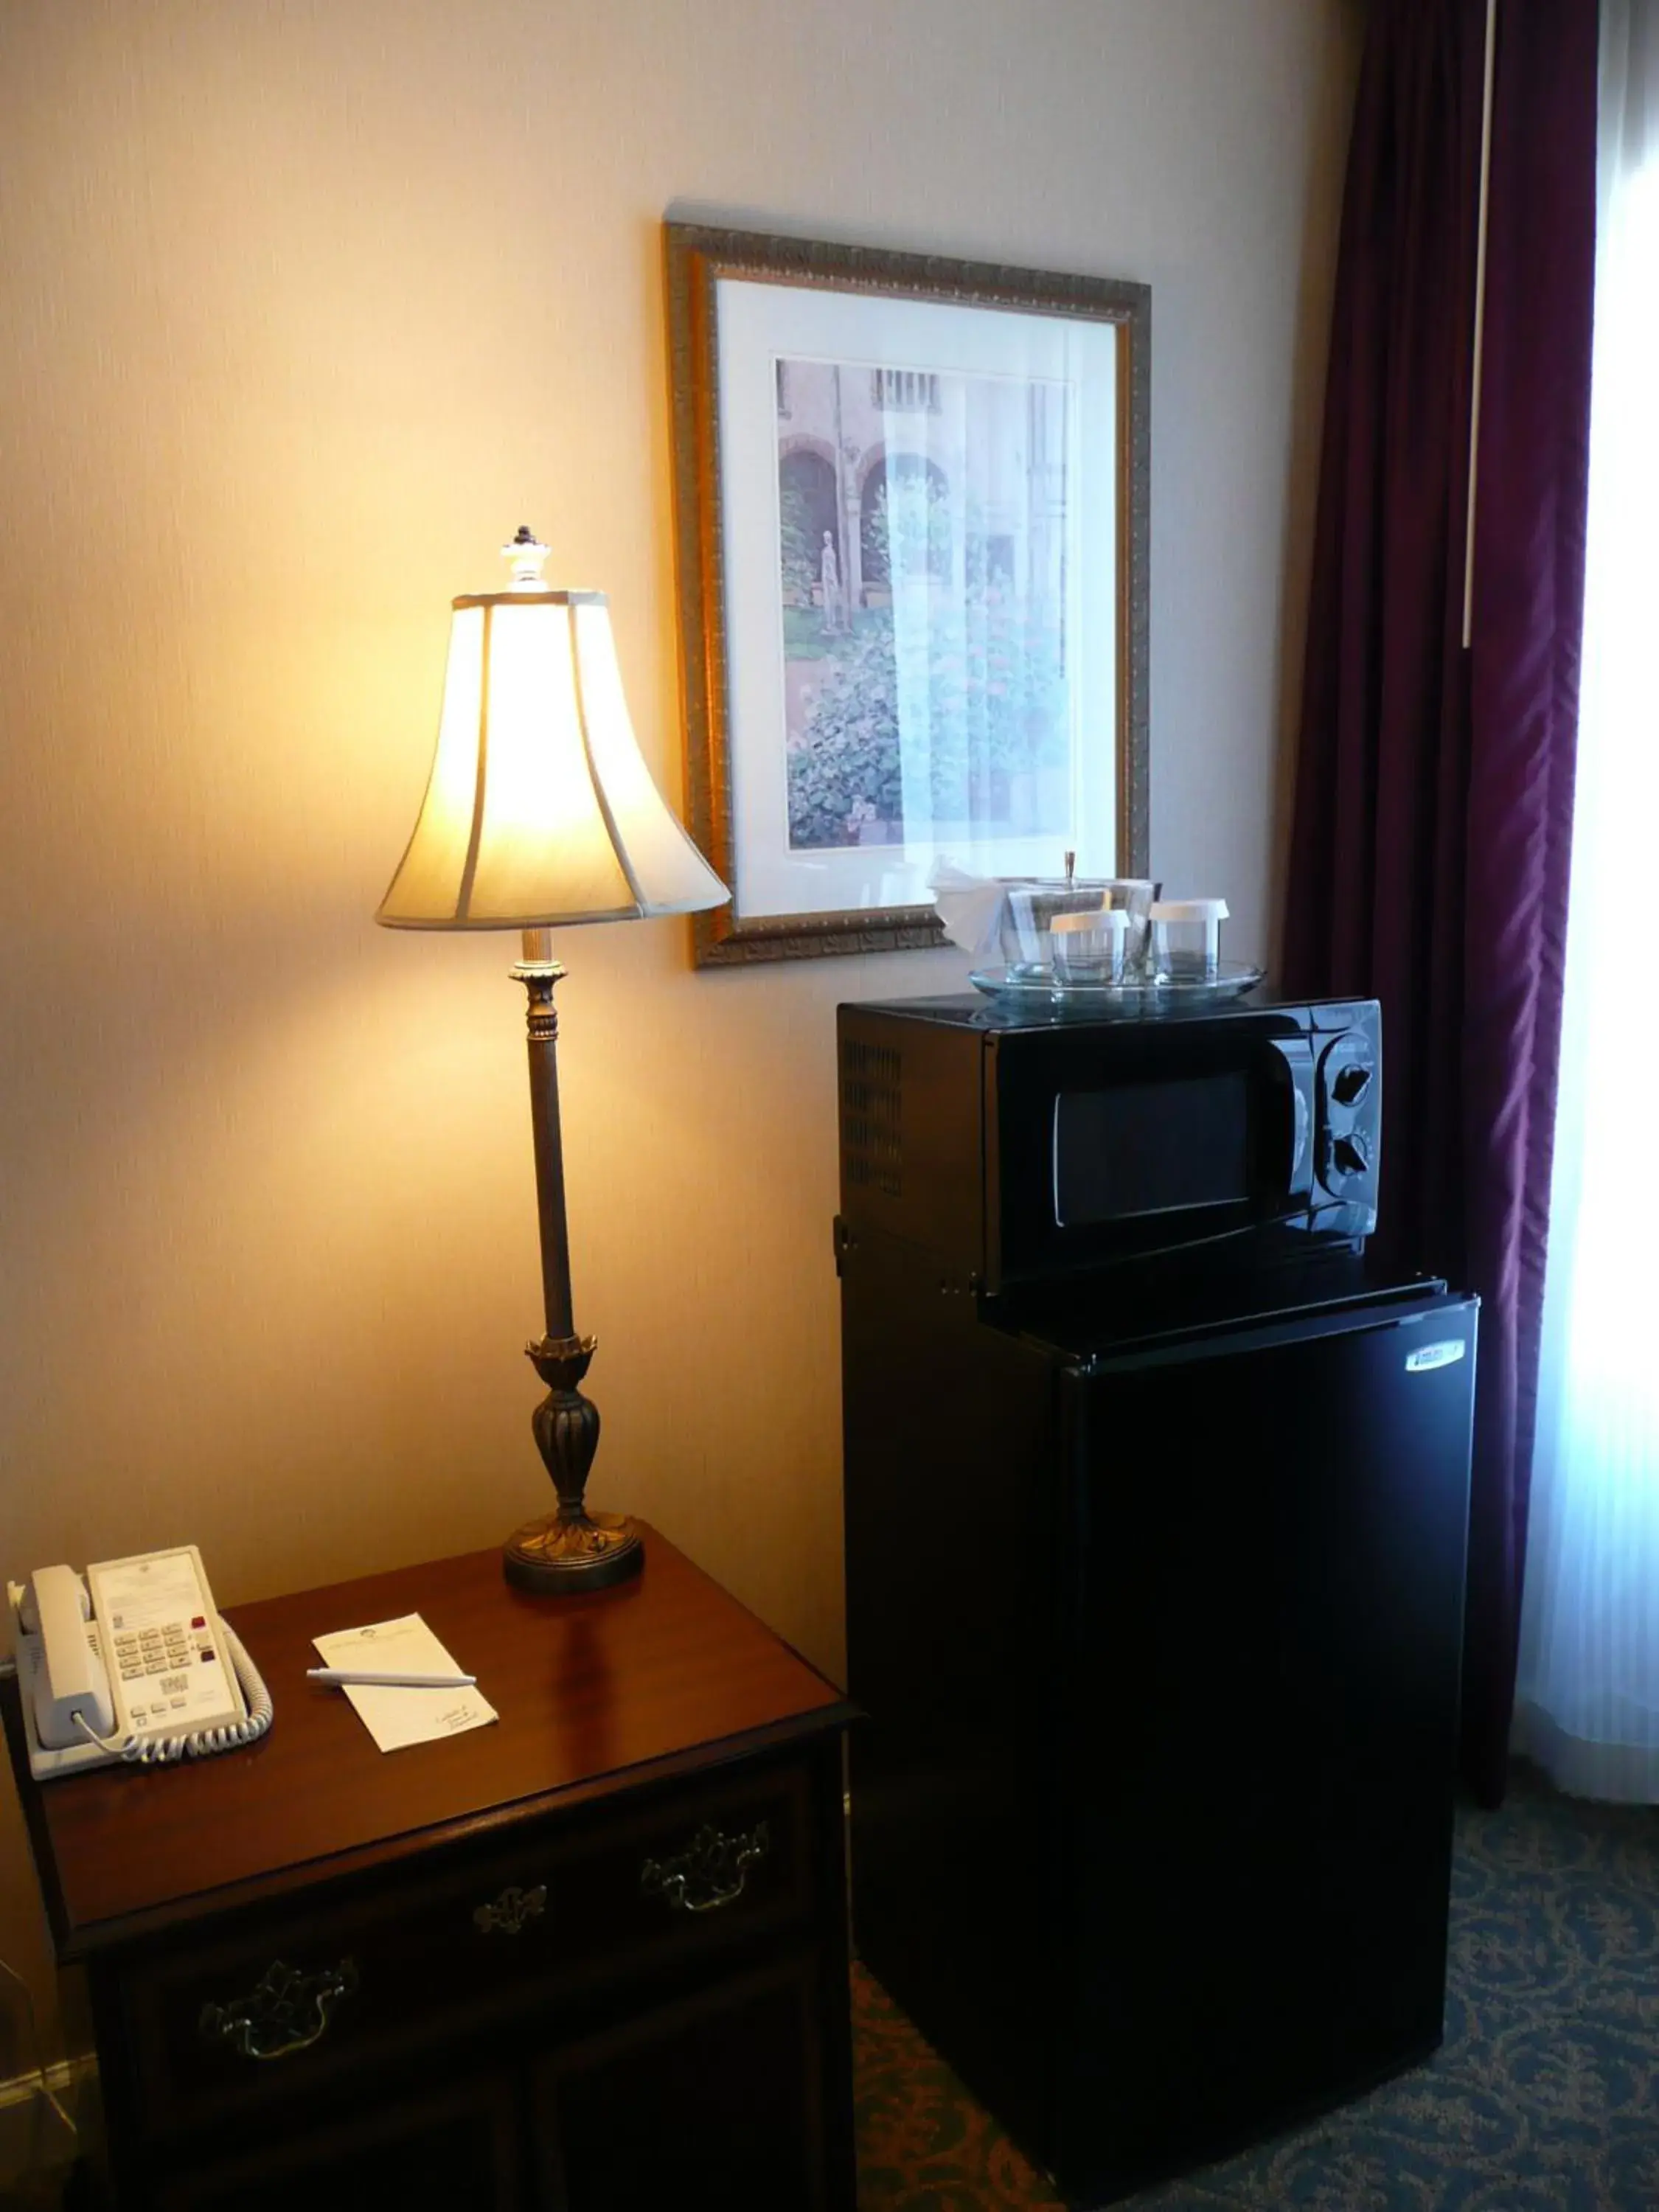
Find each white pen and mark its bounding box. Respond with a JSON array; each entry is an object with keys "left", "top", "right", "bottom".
[{"left": 307, "top": 1667, "right": 478, "bottom": 1689}]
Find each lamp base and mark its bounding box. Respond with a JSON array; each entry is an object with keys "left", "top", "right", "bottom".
[
  {"left": 504, "top": 1330, "right": 644, "bottom": 1595},
  {"left": 503, "top": 1509, "right": 644, "bottom": 1593}
]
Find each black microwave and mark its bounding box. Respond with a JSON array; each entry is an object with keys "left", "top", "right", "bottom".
[{"left": 836, "top": 992, "right": 1380, "bottom": 1293}]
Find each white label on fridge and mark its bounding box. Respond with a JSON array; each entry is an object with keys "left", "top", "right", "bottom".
[{"left": 1405, "top": 1340, "right": 1466, "bottom": 1374}]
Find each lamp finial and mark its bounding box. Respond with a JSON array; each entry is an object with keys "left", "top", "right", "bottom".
[{"left": 503, "top": 524, "right": 551, "bottom": 590}]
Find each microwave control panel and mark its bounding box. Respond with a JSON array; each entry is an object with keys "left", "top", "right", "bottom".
[{"left": 1310, "top": 1005, "right": 1381, "bottom": 1231}]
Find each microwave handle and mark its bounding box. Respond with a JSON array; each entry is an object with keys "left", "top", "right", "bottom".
[{"left": 1265, "top": 1037, "right": 1315, "bottom": 1200}]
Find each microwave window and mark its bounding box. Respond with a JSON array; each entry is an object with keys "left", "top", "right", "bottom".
[{"left": 1053, "top": 1074, "right": 1251, "bottom": 1224}]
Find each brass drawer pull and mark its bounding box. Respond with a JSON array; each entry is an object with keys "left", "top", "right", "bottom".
[
  {"left": 198, "top": 1958, "right": 358, "bottom": 2062},
  {"left": 473, "top": 1882, "right": 547, "bottom": 1936},
  {"left": 641, "top": 1820, "right": 770, "bottom": 1915}
]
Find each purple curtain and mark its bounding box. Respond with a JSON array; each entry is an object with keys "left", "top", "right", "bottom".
[{"left": 1281, "top": 0, "right": 1597, "bottom": 1804}]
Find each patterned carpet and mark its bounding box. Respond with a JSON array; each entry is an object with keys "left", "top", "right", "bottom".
[{"left": 852, "top": 1764, "right": 1659, "bottom": 2210}]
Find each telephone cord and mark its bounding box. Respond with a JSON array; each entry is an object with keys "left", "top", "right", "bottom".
[{"left": 71, "top": 1623, "right": 274, "bottom": 1765}]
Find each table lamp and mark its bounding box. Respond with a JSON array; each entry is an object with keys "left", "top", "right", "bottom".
[{"left": 377, "top": 528, "right": 729, "bottom": 1592}]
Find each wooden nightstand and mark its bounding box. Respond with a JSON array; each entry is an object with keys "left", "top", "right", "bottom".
[{"left": 2, "top": 1530, "right": 857, "bottom": 2211}]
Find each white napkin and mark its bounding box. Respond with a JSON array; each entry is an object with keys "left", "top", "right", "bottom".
[{"left": 928, "top": 862, "right": 1012, "bottom": 958}]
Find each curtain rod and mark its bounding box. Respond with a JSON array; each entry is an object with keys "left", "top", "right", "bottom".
[{"left": 1463, "top": 0, "right": 1499, "bottom": 650}]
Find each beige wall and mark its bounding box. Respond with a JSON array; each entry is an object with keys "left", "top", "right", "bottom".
[{"left": 0, "top": 0, "right": 1360, "bottom": 2064}]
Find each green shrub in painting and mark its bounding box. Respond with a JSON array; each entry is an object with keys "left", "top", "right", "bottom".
[
  {"left": 786, "top": 620, "right": 905, "bottom": 850},
  {"left": 861, "top": 468, "right": 954, "bottom": 588},
  {"left": 787, "top": 586, "right": 1068, "bottom": 850},
  {"left": 779, "top": 477, "right": 818, "bottom": 608}
]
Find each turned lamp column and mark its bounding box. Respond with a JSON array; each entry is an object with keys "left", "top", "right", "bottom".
[
  {"left": 504, "top": 931, "right": 640, "bottom": 1591},
  {"left": 375, "top": 527, "right": 729, "bottom": 1596}
]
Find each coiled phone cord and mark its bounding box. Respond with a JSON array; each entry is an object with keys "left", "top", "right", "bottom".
[{"left": 72, "top": 1621, "right": 274, "bottom": 1765}]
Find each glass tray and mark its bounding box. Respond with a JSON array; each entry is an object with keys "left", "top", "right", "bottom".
[{"left": 969, "top": 959, "right": 1266, "bottom": 1009}]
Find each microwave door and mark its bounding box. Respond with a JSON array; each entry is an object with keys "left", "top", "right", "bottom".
[{"left": 1049, "top": 1036, "right": 1313, "bottom": 1235}]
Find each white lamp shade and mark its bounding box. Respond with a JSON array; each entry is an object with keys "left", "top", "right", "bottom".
[{"left": 377, "top": 590, "right": 728, "bottom": 929}]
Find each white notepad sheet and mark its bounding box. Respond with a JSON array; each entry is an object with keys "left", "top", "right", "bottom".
[{"left": 311, "top": 1612, "right": 498, "bottom": 1753}]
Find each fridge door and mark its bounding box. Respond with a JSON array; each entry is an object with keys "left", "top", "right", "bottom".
[{"left": 1053, "top": 1290, "right": 1476, "bottom": 2202}]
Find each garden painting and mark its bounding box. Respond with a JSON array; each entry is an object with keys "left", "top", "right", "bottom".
[{"left": 773, "top": 356, "right": 1072, "bottom": 854}]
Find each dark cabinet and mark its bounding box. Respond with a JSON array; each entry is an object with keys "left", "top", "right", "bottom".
[
  {"left": 534, "top": 1952, "right": 837, "bottom": 2211},
  {"left": 156, "top": 1952, "right": 840, "bottom": 2212},
  {"left": 4, "top": 1535, "right": 856, "bottom": 2211},
  {"left": 154, "top": 2081, "right": 522, "bottom": 2212}
]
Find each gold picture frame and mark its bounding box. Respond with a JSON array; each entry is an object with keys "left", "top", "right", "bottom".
[{"left": 665, "top": 221, "right": 1150, "bottom": 967}]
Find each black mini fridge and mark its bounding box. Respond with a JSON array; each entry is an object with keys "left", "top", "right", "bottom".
[{"left": 837, "top": 992, "right": 1477, "bottom": 2205}]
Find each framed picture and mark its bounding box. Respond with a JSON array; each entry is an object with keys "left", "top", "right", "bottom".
[{"left": 665, "top": 222, "right": 1150, "bottom": 967}]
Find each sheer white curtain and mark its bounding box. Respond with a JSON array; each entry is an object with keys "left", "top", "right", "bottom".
[{"left": 1512, "top": 0, "right": 1659, "bottom": 1801}]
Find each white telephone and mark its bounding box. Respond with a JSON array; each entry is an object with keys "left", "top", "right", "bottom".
[{"left": 7, "top": 1545, "right": 273, "bottom": 1780}]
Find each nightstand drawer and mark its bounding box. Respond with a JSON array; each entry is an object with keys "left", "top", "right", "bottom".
[{"left": 119, "top": 1754, "right": 816, "bottom": 2138}]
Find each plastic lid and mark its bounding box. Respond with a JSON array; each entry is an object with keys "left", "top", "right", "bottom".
[
  {"left": 1051, "top": 908, "right": 1130, "bottom": 935},
  {"left": 1148, "top": 898, "right": 1229, "bottom": 921}
]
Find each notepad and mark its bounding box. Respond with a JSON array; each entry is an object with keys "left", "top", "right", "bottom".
[{"left": 311, "top": 1613, "right": 498, "bottom": 1753}]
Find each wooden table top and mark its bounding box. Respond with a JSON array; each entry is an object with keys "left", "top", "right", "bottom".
[{"left": 4, "top": 1528, "right": 852, "bottom": 1956}]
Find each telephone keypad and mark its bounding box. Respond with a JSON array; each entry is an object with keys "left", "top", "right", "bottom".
[{"left": 125, "top": 1615, "right": 207, "bottom": 1690}]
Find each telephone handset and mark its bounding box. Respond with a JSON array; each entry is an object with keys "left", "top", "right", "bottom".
[{"left": 7, "top": 1545, "right": 273, "bottom": 1780}]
